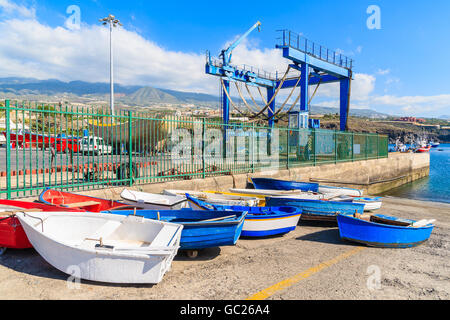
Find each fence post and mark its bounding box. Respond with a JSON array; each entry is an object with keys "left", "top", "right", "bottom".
[
  {"left": 202, "top": 118, "right": 206, "bottom": 179},
  {"left": 335, "top": 130, "right": 338, "bottom": 164},
  {"left": 286, "top": 129, "right": 289, "bottom": 170},
  {"left": 128, "top": 111, "right": 133, "bottom": 186},
  {"left": 5, "top": 100, "right": 11, "bottom": 199},
  {"left": 313, "top": 128, "right": 316, "bottom": 166},
  {"left": 365, "top": 134, "right": 369, "bottom": 160},
  {"left": 251, "top": 122, "right": 255, "bottom": 173},
  {"left": 376, "top": 133, "right": 380, "bottom": 159},
  {"left": 351, "top": 132, "right": 354, "bottom": 162}
]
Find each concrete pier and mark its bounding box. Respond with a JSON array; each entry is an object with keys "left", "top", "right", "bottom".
[{"left": 67, "top": 152, "right": 430, "bottom": 201}]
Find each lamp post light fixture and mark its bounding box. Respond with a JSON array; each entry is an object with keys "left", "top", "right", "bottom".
[{"left": 100, "top": 14, "right": 122, "bottom": 119}]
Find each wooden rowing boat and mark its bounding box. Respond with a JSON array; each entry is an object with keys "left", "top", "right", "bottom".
[
  {"left": 251, "top": 178, "right": 319, "bottom": 192},
  {"left": 250, "top": 178, "right": 364, "bottom": 197},
  {"left": 0, "top": 200, "right": 83, "bottom": 255},
  {"left": 186, "top": 195, "right": 302, "bottom": 238},
  {"left": 163, "top": 190, "right": 260, "bottom": 207},
  {"left": 120, "top": 189, "right": 189, "bottom": 210},
  {"left": 109, "top": 208, "right": 247, "bottom": 250},
  {"left": 337, "top": 214, "right": 435, "bottom": 248},
  {"left": 266, "top": 197, "right": 365, "bottom": 222},
  {"left": 227, "top": 188, "right": 324, "bottom": 200},
  {"left": 39, "top": 189, "right": 138, "bottom": 212},
  {"left": 16, "top": 211, "right": 183, "bottom": 284}
]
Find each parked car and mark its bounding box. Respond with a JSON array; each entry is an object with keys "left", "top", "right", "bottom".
[{"left": 78, "top": 136, "right": 113, "bottom": 155}]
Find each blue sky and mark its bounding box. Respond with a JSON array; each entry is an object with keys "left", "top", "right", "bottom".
[{"left": 1, "top": 0, "right": 450, "bottom": 117}]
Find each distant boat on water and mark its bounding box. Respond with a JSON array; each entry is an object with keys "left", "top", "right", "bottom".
[{"left": 430, "top": 142, "right": 440, "bottom": 148}]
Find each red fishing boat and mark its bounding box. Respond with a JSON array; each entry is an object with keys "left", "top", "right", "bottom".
[
  {"left": 0, "top": 200, "right": 83, "bottom": 254},
  {"left": 39, "top": 189, "right": 138, "bottom": 212},
  {"left": 416, "top": 145, "right": 431, "bottom": 153}
]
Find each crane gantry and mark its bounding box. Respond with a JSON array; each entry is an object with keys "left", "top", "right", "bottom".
[{"left": 205, "top": 23, "right": 354, "bottom": 131}]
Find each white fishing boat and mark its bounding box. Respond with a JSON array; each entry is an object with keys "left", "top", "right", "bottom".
[
  {"left": 318, "top": 186, "right": 364, "bottom": 197},
  {"left": 16, "top": 211, "right": 183, "bottom": 284},
  {"left": 352, "top": 197, "right": 383, "bottom": 211},
  {"left": 163, "top": 190, "right": 260, "bottom": 207},
  {"left": 120, "top": 189, "right": 189, "bottom": 210},
  {"left": 229, "top": 188, "right": 325, "bottom": 200}
]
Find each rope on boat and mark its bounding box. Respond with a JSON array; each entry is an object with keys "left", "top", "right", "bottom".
[{"left": 23, "top": 212, "right": 45, "bottom": 232}]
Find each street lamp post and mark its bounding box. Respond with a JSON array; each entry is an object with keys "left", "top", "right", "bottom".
[{"left": 100, "top": 15, "right": 122, "bottom": 118}]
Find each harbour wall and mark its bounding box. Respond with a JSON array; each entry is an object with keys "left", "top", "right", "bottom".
[{"left": 56, "top": 152, "right": 429, "bottom": 200}]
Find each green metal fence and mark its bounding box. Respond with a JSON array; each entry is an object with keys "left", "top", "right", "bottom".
[{"left": 0, "top": 100, "right": 388, "bottom": 199}]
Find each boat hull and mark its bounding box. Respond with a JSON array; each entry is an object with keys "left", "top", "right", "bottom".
[
  {"left": 241, "top": 211, "right": 301, "bottom": 237},
  {"left": 0, "top": 216, "right": 31, "bottom": 249},
  {"left": 186, "top": 195, "right": 302, "bottom": 238},
  {"left": 266, "top": 197, "right": 365, "bottom": 222},
  {"left": 163, "top": 190, "right": 260, "bottom": 207},
  {"left": 0, "top": 200, "right": 84, "bottom": 250},
  {"left": 251, "top": 178, "right": 319, "bottom": 192},
  {"left": 353, "top": 197, "right": 383, "bottom": 211},
  {"left": 318, "top": 186, "right": 363, "bottom": 197},
  {"left": 39, "top": 189, "right": 133, "bottom": 212},
  {"left": 120, "top": 189, "right": 189, "bottom": 210},
  {"left": 336, "top": 214, "right": 434, "bottom": 248},
  {"left": 109, "top": 209, "right": 247, "bottom": 250},
  {"left": 16, "top": 212, "right": 182, "bottom": 284},
  {"left": 228, "top": 189, "right": 324, "bottom": 200}
]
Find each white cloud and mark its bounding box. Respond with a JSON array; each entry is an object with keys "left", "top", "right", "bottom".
[
  {"left": 376, "top": 68, "right": 390, "bottom": 75},
  {"left": 0, "top": 13, "right": 289, "bottom": 95},
  {"left": 0, "top": 2, "right": 448, "bottom": 117},
  {"left": 0, "top": 0, "right": 35, "bottom": 18}
]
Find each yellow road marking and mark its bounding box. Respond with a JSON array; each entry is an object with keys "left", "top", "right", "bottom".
[{"left": 246, "top": 246, "right": 366, "bottom": 300}]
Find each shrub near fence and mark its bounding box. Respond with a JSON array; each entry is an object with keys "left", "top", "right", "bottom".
[{"left": 0, "top": 100, "right": 388, "bottom": 199}]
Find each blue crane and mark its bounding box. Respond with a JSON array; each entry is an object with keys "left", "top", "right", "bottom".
[
  {"left": 206, "top": 25, "right": 354, "bottom": 131},
  {"left": 219, "top": 21, "right": 261, "bottom": 66}
]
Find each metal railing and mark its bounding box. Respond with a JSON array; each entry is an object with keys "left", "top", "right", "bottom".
[
  {"left": 277, "top": 30, "right": 354, "bottom": 70},
  {"left": 0, "top": 100, "right": 387, "bottom": 199},
  {"left": 206, "top": 50, "right": 278, "bottom": 81}
]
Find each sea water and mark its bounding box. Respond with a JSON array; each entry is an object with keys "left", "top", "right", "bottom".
[{"left": 382, "top": 144, "right": 450, "bottom": 204}]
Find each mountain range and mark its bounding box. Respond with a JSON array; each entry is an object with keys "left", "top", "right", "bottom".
[{"left": 0, "top": 77, "right": 390, "bottom": 118}]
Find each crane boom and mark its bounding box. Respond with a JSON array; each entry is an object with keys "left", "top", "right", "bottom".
[{"left": 221, "top": 21, "right": 261, "bottom": 65}]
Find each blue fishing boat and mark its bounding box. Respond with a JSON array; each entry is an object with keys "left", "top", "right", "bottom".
[
  {"left": 251, "top": 178, "right": 319, "bottom": 192},
  {"left": 328, "top": 196, "right": 383, "bottom": 211},
  {"left": 251, "top": 178, "right": 364, "bottom": 196},
  {"left": 266, "top": 197, "right": 365, "bottom": 222},
  {"left": 107, "top": 209, "right": 247, "bottom": 251},
  {"left": 186, "top": 195, "right": 302, "bottom": 238},
  {"left": 430, "top": 142, "right": 440, "bottom": 148},
  {"left": 336, "top": 214, "right": 435, "bottom": 248}
]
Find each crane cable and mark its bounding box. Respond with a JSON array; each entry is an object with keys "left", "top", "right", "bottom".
[
  {"left": 279, "top": 76, "right": 323, "bottom": 121},
  {"left": 244, "top": 84, "right": 266, "bottom": 111},
  {"left": 235, "top": 82, "right": 259, "bottom": 113},
  {"left": 248, "top": 65, "right": 292, "bottom": 118},
  {"left": 220, "top": 78, "right": 257, "bottom": 118},
  {"left": 257, "top": 87, "right": 268, "bottom": 105},
  {"left": 220, "top": 64, "right": 291, "bottom": 119},
  {"left": 265, "top": 75, "right": 303, "bottom": 120}
]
